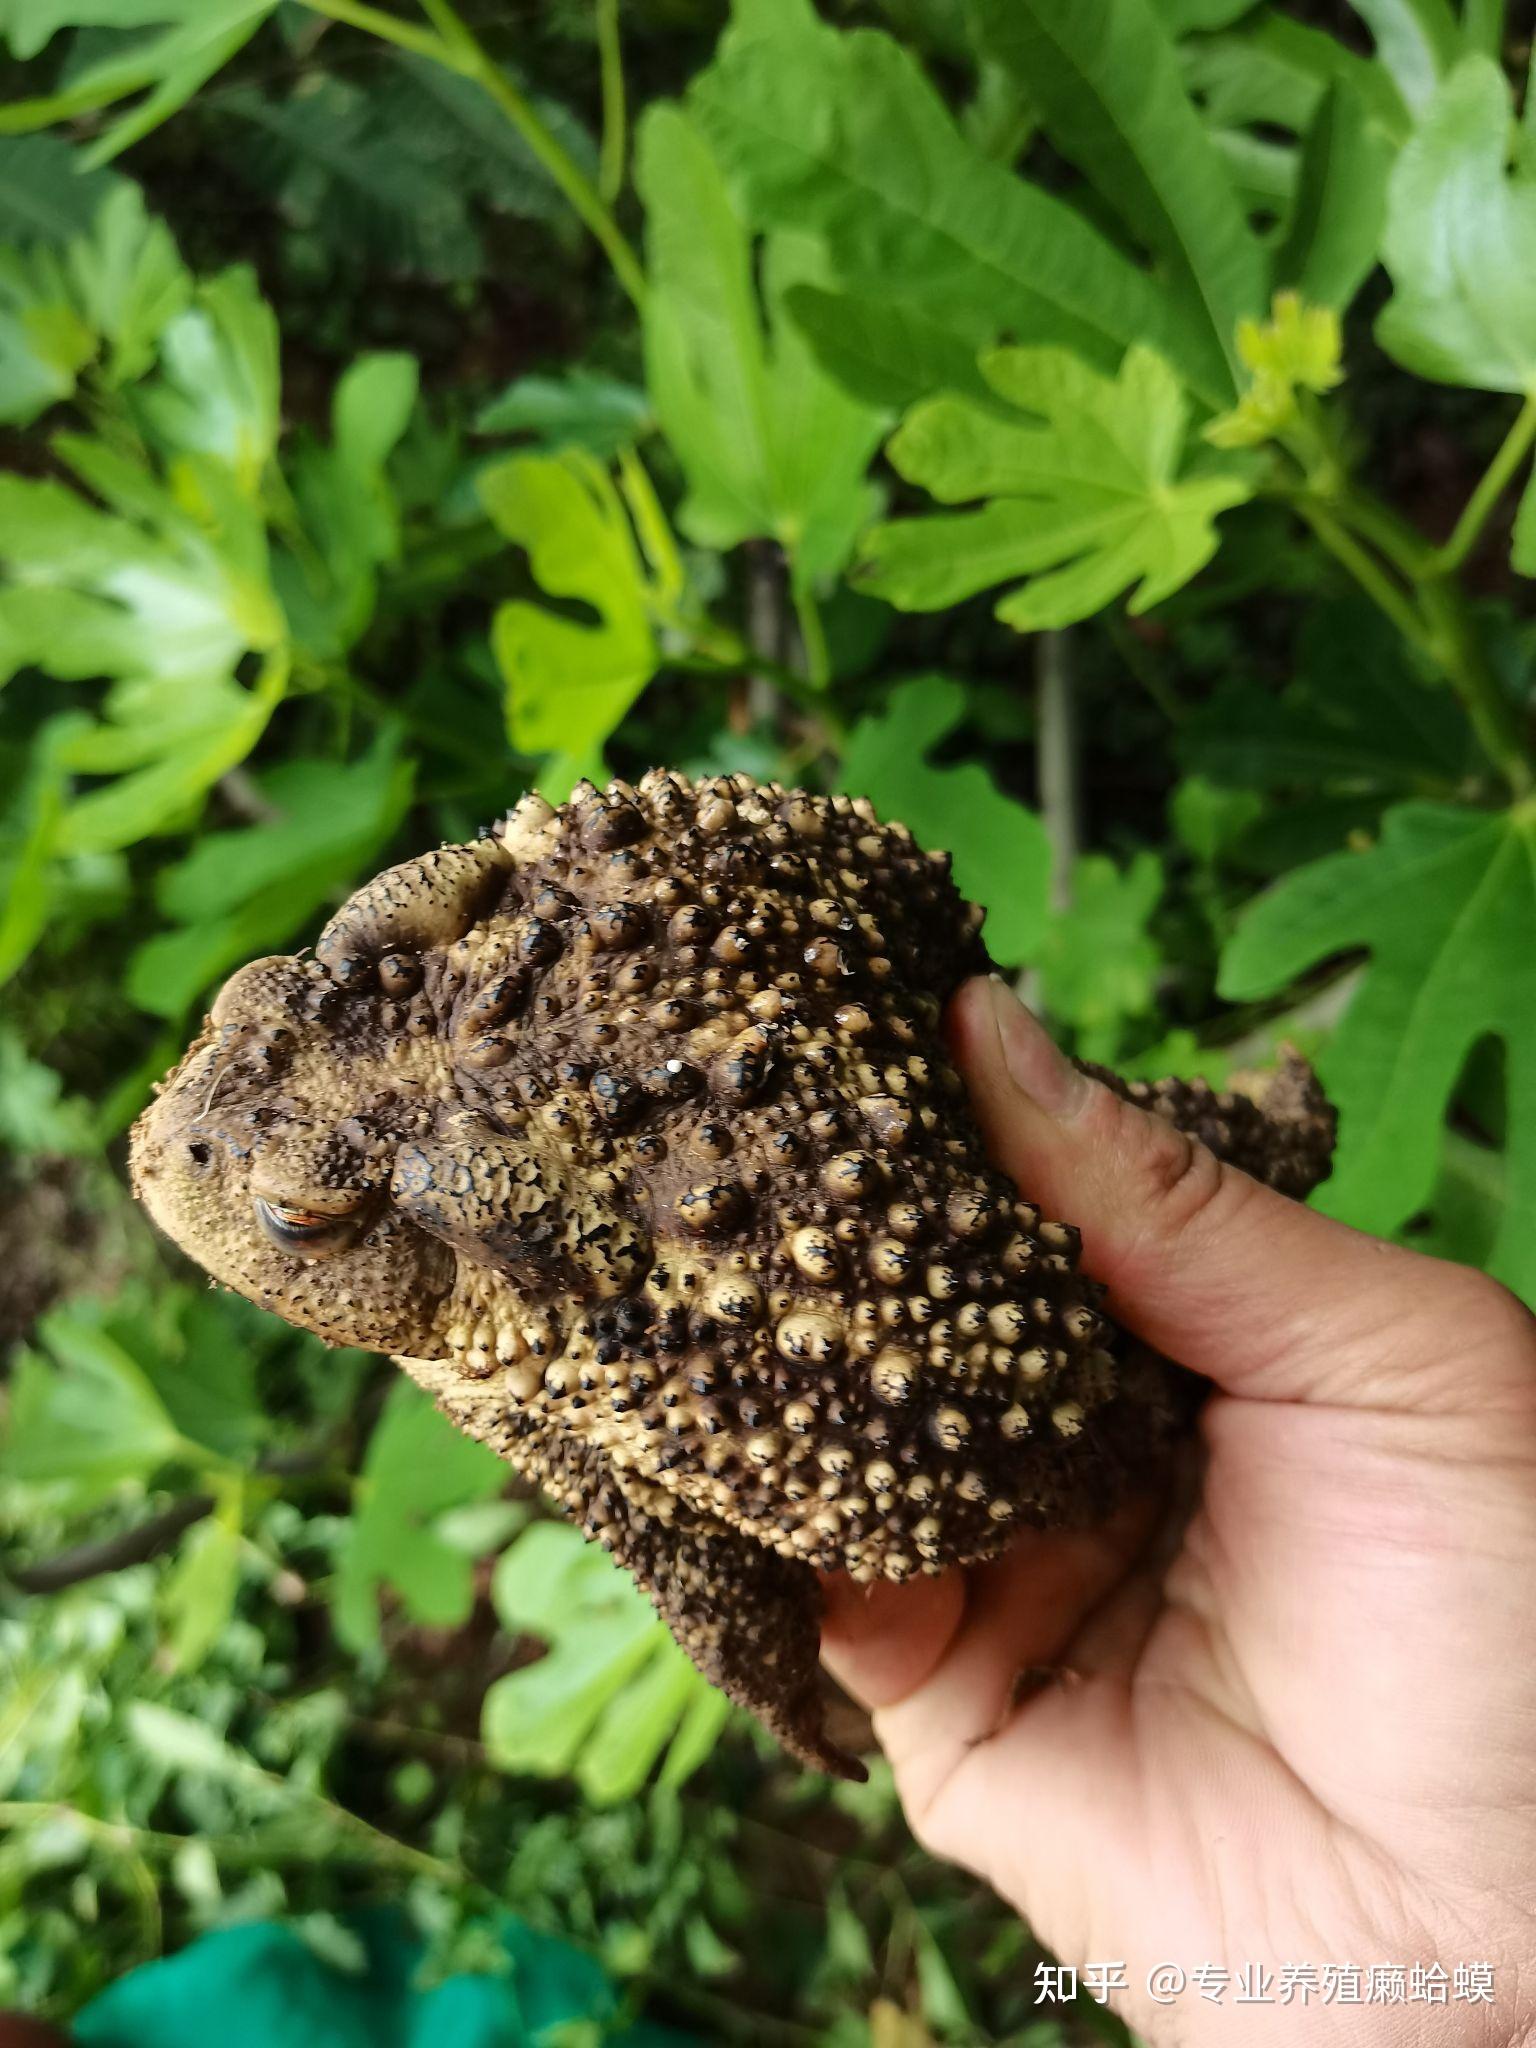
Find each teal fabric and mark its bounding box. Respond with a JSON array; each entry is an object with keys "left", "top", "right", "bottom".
[{"left": 72, "top": 1908, "right": 693, "bottom": 2047}]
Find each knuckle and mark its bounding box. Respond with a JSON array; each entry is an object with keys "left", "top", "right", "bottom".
[{"left": 1123, "top": 1108, "right": 1232, "bottom": 1238}]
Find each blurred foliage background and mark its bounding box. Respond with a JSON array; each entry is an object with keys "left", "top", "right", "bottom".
[{"left": 1, "top": 0, "right": 1533, "bottom": 2039}]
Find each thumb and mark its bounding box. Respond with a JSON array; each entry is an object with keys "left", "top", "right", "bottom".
[{"left": 950, "top": 976, "right": 1524, "bottom": 1411}]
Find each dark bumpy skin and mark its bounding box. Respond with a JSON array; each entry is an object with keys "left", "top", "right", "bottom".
[{"left": 130, "top": 772, "right": 1335, "bottom": 1777}]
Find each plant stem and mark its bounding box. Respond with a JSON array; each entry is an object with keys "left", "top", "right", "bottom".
[
  {"left": 595, "top": 0, "right": 627, "bottom": 205},
  {"left": 1418, "top": 576, "right": 1533, "bottom": 795},
  {"left": 416, "top": 0, "right": 646, "bottom": 306},
  {"left": 415, "top": 0, "right": 476, "bottom": 61},
  {"left": 1292, "top": 495, "right": 1434, "bottom": 658},
  {"left": 299, "top": 0, "right": 447, "bottom": 63},
  {"left": 1435, "top": 391, "right": 1536, "bottom": 576},
  {"left": 1298, "top": 484, "right": 1534, "bottom": 796},
  {"left": 790, "top": 578, "right": 831, "bottom": 690},
  {"left": 1323, "top": 476, "right": 1532, "bottom": 793}
]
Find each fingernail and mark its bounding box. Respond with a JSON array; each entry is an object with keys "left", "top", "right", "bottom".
[{"left": 986, "top": 975, "right": 1089, "bottom": 1118}]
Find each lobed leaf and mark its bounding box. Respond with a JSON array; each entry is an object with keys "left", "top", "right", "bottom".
[
  {"left": 857, "top": 343, "right": 1252, "bottom": 631},
  {"left": 480, "top": 449, "right": 663, "bottom": 770},
  {"left": 6, "top": 1309, "right": 185, "bottom": 1506},
  {"left": 333, "top": 1381, "right": 508, "bottom": 1653},
  {"left": 838, "top": 675, "right": 1050, "bottom": 966},
  {"left": 66, "top": 182, "right": 191, "bottom": 385},
  {"left": 0, "top": 3, "right": 279, "bottom": 161},
  {"left": 1038, "top": 851, "right": 1165, "bottom": 1062},
  {"left": 1221, "top": 800, "right": 1536, "bottom": 1301},
  {"left": 139, "top": 265, "right": 280, "bottom": 487},
  {"left": 275, "top": 351, "right": 419, "bottom": 660},
  {"left": 0, "top": 242, "right": 92, "bottom": 424},
  {"left": 1376, "top": 57, "right": 1536, "bottom": 392},
  {"left": 485, "top": 1522, "right": 727, "bottom": 1801}
]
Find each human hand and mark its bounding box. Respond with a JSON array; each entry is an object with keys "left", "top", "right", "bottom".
[{"left": 822, "top": 976, "right": 1536, "bottom": 2044}]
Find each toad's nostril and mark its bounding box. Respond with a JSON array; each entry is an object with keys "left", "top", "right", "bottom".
[{"left": 188, "top": 1142, "right": 211, "bottom": 1167}]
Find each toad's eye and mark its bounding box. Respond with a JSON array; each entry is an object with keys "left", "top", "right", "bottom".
[{"left": 254, "top": 1199, "right": 358, "bottom": 1257}]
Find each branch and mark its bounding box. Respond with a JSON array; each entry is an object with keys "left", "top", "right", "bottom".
[{"left": 7, "top": 1495, "right": 213, "bottom": 1594}]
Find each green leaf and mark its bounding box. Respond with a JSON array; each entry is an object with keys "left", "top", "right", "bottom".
[
  {"left": 1376, "top": 56, "right": 1536, "bottom": 392},
  {"left": 968, "top": 0, "right": 1266, "bottom": 390},
  {"left": 139, "top": 265, "right": 280, "bottom": 486},
  {"left": 857, "top": 343, "right": 1252, "bottom": 630},
  {"left": 160, "top": 1488, "right": 243, "bottom": 1674},
  {"left": 275, "top": 352, "right": 418, "bottom": 659},
  {"left": 66, "top": 183, "right": 190, "bottom": 385},
  {"left": 1272, "top": 82, "right": 1396, "bottom": 312},
  {"left": 0, "top": 243, "right": 92, "bottom": 424},
  {"left": 124, "top": 1701, "right": 272, "bottom": 1789},
  {"left": 0, "top": 4, "right": 280, "bottom": 163},
  {"left": 0, "top": 1025, "right": 95, "bottom": 1154},
  {"left": 574, "top": 1638, "right": 716, "bottom": 1807},
  {"left": 838, "top": 675, "right": 1050, "bottom": 966},
  {"left": 0, "top": 461, "right": 275, "bottom": 687},
  {"left": 1461, "top": 0, "right": 1505, "bottom": 59},
  {"left": 86, "top": 2, "right": 276, "bottom": 167},
  {"left": 333, "top": 1381, "right": 507, "bottom": 1652},
  {"left": 484, "top": 1522, "right": 724, "bottom": 1800},
  {"left": 1038, "top": 850, "right": 1164, "bottom": 1060},
  {"left": 0, "top": 0, "right": 183, "bottom": 59},
  {"left": 0, "top": 439, "right": 287, "bottom": 851},
  {"left": 219, "top": 54, "right": 593, "bottom": 285},
  {"left": 1180, "top": 599, "right": 1474, "bottom": 796},
  {"left": 221, "top": 77, "right": 481, "bottom": 284},
  {"left": 479, "top": 449, "right": 661, "bottom": 761},
  {"left": 134, "top": 1291, "right": 268, "bottom": 1464},
  {"left": 387, "top": 53, "right": 597, "bottom": 228},
  {"left": 0, "top": 718, "right": 70, "bottom": 976},
  {"left": 1341, "top": 0, "right": 1459, "bottom": 117},
  {"left": 778, "top": 282, "right": 993, "bottom": 412},
  {"left": 0, "top": 135, "right": 123, "bottom": 243},
  {"left": 1182, "top": 12, "right": 1411, "bottom": 224},
  {"left": 1220, "top": 800, "right": 1536, "bottom": 1301},
  {"left": 638, "top": 104, "right": 885, "bottom": 604},
  {"left": 476, "top": 370, "right": 651, "bottom": 456},
  {"left": 129, "top": 736, "right": 413, "bottom": 1018},
  {"left": 60, "top": 660, "right": 286, "bottom": 855},
  {"left": 690, "top": 0, "right": 1225, "bottom": 406},
  {"left": 6, "top": 1308, "right": 184, "bottom": 1506},
  {"left": 1168, "top": 772, "right": 1265, "bottom": 866}
]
